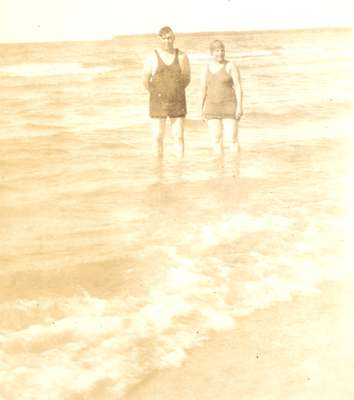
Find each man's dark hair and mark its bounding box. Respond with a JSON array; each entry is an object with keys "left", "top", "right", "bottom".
[{"left": 158, "top": 26, "right": 174, "bottom": 37}]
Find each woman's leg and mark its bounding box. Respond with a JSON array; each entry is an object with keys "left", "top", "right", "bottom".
[
  {"left": 222, "top": 118, "right": 240, "bottom": 153},
  {"left": 207, "top": 119, "right": 223, "bottom": 154}
]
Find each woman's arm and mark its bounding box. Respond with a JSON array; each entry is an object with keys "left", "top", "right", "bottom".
[
  {"left": 200, "top": 64, "right": 208, "bottom": 118},
  {"left": 230, "top": 62, "right": 243, "bottom": 120}
]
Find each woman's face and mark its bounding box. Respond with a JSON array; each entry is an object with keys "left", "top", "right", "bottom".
[{"left": 212, "top": 46, "right": 225, "bottom": 62}]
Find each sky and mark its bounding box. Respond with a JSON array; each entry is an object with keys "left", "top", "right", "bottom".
[{"left": 0, "top": 0, "right": 352, "bottom": 43}]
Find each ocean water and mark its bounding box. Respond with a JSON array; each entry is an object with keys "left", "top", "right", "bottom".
[{"left": 0, "top": 28, "right": 352, "bottom": 399}]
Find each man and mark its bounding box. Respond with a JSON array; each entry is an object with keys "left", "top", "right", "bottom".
[{"left": 143, "top": 26, "right": 191, "bottom": 158}]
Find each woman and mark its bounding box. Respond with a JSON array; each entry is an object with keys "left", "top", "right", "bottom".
[{"left": 201, "top": 40, "right": 243, "bottom": 154}]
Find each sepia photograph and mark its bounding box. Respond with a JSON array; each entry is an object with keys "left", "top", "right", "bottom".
[{"left": 0, "top": 1, "right": 353, "bottom": 399}]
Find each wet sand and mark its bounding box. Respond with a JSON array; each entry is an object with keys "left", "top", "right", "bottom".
[{"left": 125, "top": 277, "right": 354, "bottom": 400}]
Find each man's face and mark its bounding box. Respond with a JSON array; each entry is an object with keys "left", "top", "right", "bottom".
[{"left": 160, "top": 31, "right": 175, "bottom": 50}]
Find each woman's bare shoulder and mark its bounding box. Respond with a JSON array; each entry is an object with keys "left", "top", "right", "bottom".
[{"left": 225, "top": 60, "right": 237, "bottom": 69}]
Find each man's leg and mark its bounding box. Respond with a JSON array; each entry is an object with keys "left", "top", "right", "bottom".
[
  {"left": 170, "top": 117, "right": 184, "bottom": 158},
  {"left": 207, "top": 119, "right": 223, "bottom": 154},
  {"left": 151, "top": 118, "right": 166, "bottom": 157},
  {"left": 222, "top": 118, "right": 240, "bottom": 153}
]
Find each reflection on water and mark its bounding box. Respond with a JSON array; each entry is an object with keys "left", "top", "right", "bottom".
[
  {"left": 151, "top": 148, "right": 240, "bottom": 184},
  {"left": 147, "top": 151, "right": 241, "bottom": 218}
]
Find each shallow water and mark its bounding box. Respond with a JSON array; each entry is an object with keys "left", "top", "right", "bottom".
[{"left": 0, "top": 28, "right": 352, "bottom": 399}]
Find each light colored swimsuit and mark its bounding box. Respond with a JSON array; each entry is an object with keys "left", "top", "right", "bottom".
[{"left": 204, "top": 63, "right": 236, "bottom": 119}]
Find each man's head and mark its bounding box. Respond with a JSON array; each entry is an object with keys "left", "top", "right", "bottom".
[{"left": 158, "top": 26, "right": 175, "bottom": 51}]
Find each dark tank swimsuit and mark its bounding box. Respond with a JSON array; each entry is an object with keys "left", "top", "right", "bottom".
[
  {"left": 149, "top": 49, "right": 187, "bottom": 118},
  {"left": 204, "top": 62, "right": 237, "bottom": 119}
]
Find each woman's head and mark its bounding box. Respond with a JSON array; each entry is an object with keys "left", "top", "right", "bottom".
[
  {"left": 210, "top": 40, "right": 225, "bottom": 62},
  {"left": 210, "top": 40, "right": 225, "bottom": 54}
]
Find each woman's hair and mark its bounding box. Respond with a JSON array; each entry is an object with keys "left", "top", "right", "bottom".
[
  {"left": 158, "top": 26, "right": 174, "bottom": 37},
  {"left": 209, "top": 40, "right": 225, "bottom": 54}
]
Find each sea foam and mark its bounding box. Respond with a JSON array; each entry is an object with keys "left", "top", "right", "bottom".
[{"left": 0, "top": 63, "right": 113, "bottom": 77}]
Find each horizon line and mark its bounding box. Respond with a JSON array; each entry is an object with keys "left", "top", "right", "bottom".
[{"left": 0, "top": 25, "right": 351, "bottom": 46}]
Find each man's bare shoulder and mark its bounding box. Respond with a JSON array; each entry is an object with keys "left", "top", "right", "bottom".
[
  {"left": 177, "top": 50, "right": 190, "bottom": 66},
  {"left": 176, "top": 49, "right": 188, "bottom": 58},
  {"left": 143, "top": 51, "right": 158, "bottom": 70},
  {"left": 179, "top": 49, "right": 189, "bottom": 56},
  {"left": 145, "top": 50, "right": 157, "bottom": 63}
]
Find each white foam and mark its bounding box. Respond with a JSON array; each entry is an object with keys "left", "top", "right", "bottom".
[
  {"left": 0, "top": 63, "right": 113, "bottom": 77},
  {"left": 234, "top": 50, "right": 273, "bottom": 58},
  {"left": 0, "top": 251, "right": 237, "bottom": 398},
  {"left": 275, "top": 47, "right": 323, "bottom": 55},
  {"left": 199, "top": 213, "right": 290, "bottom": 247},
  {"left": 1, "top": 208, "right": 351, "bottom": 399}
]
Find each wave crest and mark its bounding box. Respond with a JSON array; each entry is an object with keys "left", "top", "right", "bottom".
[{"left": 0, "top": 63, "right": 113, "bottom": 77}]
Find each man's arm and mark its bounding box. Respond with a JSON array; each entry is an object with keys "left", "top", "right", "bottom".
[
  {"left": 180, "top": 52, "right": 191, "bottom": 88},
  {"left": 142, "top": 57, "right": 153, "bottom": 91}
]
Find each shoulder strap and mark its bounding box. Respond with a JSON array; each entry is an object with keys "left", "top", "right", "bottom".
[
  {"left": 174, "top": 49, "right": 180, "bottom": 64},
  {"left": 154, "top": 49, "right": 163, "bottom": 65}
]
